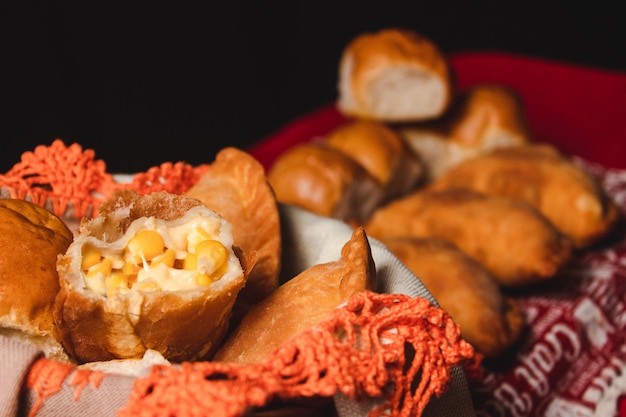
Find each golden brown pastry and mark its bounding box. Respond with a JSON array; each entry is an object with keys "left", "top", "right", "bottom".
[
  {"left": 185, "top": 147, "right": 282, "bottom": 315},
  {"left": 267, "top": 142, "right": 385, "bottom": 224},
  {"left": 365, "top": 188, "right": 573, "bottom": 287},
  {"left": 381, "top": 236, "right": 524, "bottom": 358},
  {"left": 324, "top": 119, "right": 424, "bottom": 202},
  {"left": 337, "top": 28, "right": 453, "bottom": 122},
  {"left": 213, "top": 227, "right": 376, "bottom": 364},
  {"left": 54, "top": 190, "right": 246, "bottom": 364},
  {"left": 0, "top": 199, "right": 73, "bottom": 362},
  {"left": 429, "top": 144, "right": 621, "bottom": 248},
  {"left": 398, "top": 83, "right": 531, "bottom": 180}
]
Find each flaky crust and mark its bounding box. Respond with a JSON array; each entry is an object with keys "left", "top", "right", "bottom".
[
  {"left": 267, "top": 142, "right": 385, "bottom": 224},
  {"left": 381, "top": 236, "right": 524, "bottom": 358},
  {"left": 213, "top": 227, "right": 375, "bottom": 364},
  {"left": 337, "top": 28, "right": 453, "bottom": 122},
  {"left": 365, "top": 188, "right": 573, "bottom": 287},
  {"left": 185, "top": 147, "right": 281, "bottom": 316},
  {"left": 54, "top": 190, "right": 246, "bottom": 363},
  {"left": 429, "top": 144, "right": 621, "bottom": 248},
  {"left": 324, "top": 119, "right": 424, "bottom": 202}
]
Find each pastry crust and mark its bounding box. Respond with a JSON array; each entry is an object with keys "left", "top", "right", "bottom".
[
  {"left": 324, "top": 119, "right": 424, "bottom": 202},
  {"left": 429, "top": 144, "right": 621, "bottom": 248},
  {"left": 267, "top": 142, "right": 385, "bottom": 224},
  {"left": 0, "top": 199, "right": 73, "bottom": 361},
  {"left": 381, "top": 236, "right": 524, "bottom": 358},
  {"left": 398, "top": 83, "right": 531, "bottom": 180},
  {"left": 213, "top": 227, "right": 375, "bottom": 364},
  {"left": 54, "top": 190, "right": 246, "bottom": 363},
  {"left": 337, "top": 28, "right": 453, "bottom": 122},
  {"left": 365, "top": 188, "right": 573, "bottom": 287},
  {"left": 186, "top": 147, "right": 282, "bottom": 315}
]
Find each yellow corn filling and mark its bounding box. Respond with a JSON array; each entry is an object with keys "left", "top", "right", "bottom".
[{"left": 81, "top": 213, "right": 235, "bottom": 297}]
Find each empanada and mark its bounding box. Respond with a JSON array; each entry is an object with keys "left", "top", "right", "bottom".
[
  {"left": 54, "top": 190, "right": 246, "bottom": 363},
  {"left": 365, "top": 188, "right": 573, "bottom": 287},
  {"left": 186, "top": 147, "right": 282, "bottom": 314},
  {"left": 213, "top": 227, "right": 375, "bottom": 364},
  {"left": 429, "top": 144, "right": 620, "bottom": 248},
  {"left": 381, "top": 236, "right": 524, "bottom": 358}
]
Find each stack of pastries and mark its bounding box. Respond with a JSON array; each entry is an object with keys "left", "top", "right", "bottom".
[{"left": 267, "top": 27, "right": 621, "bottom": 358}]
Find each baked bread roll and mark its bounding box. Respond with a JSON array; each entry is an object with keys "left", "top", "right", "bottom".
[
  {"left": 380, "top": 236, "right": 524, "bottom": 358},
  {"left": 337, "top": 28, "right": 453, "bottom": 122},
  {"left": 185, "top": 147, "right": 282, "bottom": 317},
  {"left": 0, "top": 199, "right": 73, "bottom": 362},
  {"left": 213, "top": 227, "right": 375, "bottom": 364},
  {"left": 267, "top": 142, "right": 385, "bottom": 224},
  {"left": 398, "top": 83, "right": 531, "bottom": 180},
  {"left": 324, "top": 119, "right": 424, "bottom": 202},
  {"left": 365, "top": 188, "right": 573, "bottom": 287},
  {"left": 54, "top": 190, "right": 246, "bottom": 364},
  {"left": 429, "top": 144, "right": 621, "bottom": 249}
]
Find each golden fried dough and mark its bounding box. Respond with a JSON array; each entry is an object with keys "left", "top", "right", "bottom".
[
  {"left": 429, "top": 144, "right": 620, "bottom": 248},
  {"left": 186, "top": 147, "right": 282, "bottom": 313},
  {"left": 365, "top": 188, "right": 573, "bottom": 287},
  {"left": 381, "top": 236, "right": 524, "bottom": 357},
  {"left": 213, "top": 227, "right": 375, "bottom": 364}
]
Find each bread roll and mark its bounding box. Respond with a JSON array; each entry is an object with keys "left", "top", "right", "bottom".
[
  {"left": 365, "top": 188, "right": 573, "bottom": 287},
  {"left": 381, "top": 236, "right": 524, "bottom": 358},
  {"left": 398, "top": 83, "right": 531, "bottom": 180},
  {"left": 324, "top": 119, "right": 424, "bottom": 202},
  {"left": 267, "top": 142, "right": 385, "bottom": 224},
  {"left": 429, "top": 144, "right": 621, "bottom": 249},
  {"left": 0, "top": 199, "right": 73, "bottom": 362},
  {"left": 54, "top": 190, "right": 246, "bottom": 364},
  {"left": 337, "top": 28, "right": 453, "bottom": 122},
  {"left": 213, "top": 227, "right": 375, "bottom": 364}
]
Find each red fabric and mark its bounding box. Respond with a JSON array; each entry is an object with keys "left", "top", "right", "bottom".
[{"left": 248, "top": 51, "right": 626, "bottom": 171}]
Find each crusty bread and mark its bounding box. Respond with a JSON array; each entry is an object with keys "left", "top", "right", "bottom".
[
  {"left": 398, "top": 83, "right": 531, "bottom": 180},
  {"left": 267, "top": 142, "right": 385, "bottom": 224},
  {"left": 54, "top": 190, "right": 246, "bottom": 364},
  {"left": 337, "top": 28, "right": 453, "bottom": 122},
  {"left": 324, "top": 119, "right": 424, "bottom": 202},
  {"left": 0, "top": 199, "right": 74, "bottom": 362}
]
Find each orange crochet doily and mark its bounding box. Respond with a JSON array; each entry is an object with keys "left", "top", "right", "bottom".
[
  {"left": 0, "top": 139, "right": 210, "bottom": 219},
  {"left": 25, "top": 291, "right": 480, "bottom": 417}
]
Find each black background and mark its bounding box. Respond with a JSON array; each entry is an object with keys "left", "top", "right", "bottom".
[{"left": 2, "top": 2, "right": 625, "bottom": 173}]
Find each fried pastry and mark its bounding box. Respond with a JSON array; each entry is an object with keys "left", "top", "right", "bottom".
[
  {"left": 324, "top": 119, "right": 424, "bottom": 202},
  {"left": 381, "top": 236, "right": 524, "bottom": 357},
  {"left": 267, "top": 142, "right": 385, "bottom": 224},
  {"left": 429, "top": 144, "right": 620, "bottom": 248},
  {"left": 185, "top": 147, "right": 282, "bottom": 314},
  {"left": 54, "top": 190, "right": 246, "bottom": 363},
  {"left": 213, "top": 227, "right": 375, "bottom": 364},
  {"left": 365, "top": 188, "right": 573, "bottom": 287},
  {"left": 398, "top": 83, "right": 531, "bottom": 181}
]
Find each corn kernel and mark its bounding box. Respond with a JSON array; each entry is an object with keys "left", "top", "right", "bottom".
[
  {"left": 187, "top": 226, "right": 214, "bottom": 253},
  {"left": 86, "top": 257, "right": 113, "bottom": 278},
  {"left": 195, "top": 239, "right": 228, "bottom": 276},
  {"left": 105, "top": 272, "right": 129, "bottom": 297},
  {"left": 151, "top": 248, "right": 176, "bottom": 268},
  {"left": 81, "top": 244, "right": 102, "bottom": 270},
  {"left": 195, "top": 273, "right": 213, "bottom": 286},
  {"left": 127, "top": 230, "right": 165, "bottom": 263},
  {"left": 183, "top": 253, "right": 197, "bottom": 270}
]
